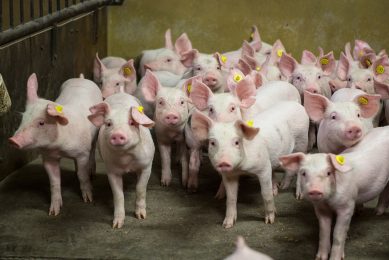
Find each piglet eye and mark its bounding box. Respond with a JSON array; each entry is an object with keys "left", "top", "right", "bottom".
[
  {"left": 367, "top": 78, "right": 371, "bottom": 82},
  {"left": 318, "top": 75, "right": 321, "bottom": 79},
  {"left": 159, "top": 100, "right": 164, "bottom": 106},
  {"left": 296, "top": 76, "right": 301, "bottom": 80},
  {"left": 166, "top": 58, "right": 172, "bottom": 62},
  {"left": 230, "top": 105, "right": 236, "bottom": 112},
  {"left": 327, "top": 172, "right": 331, "bottom": 176},
  {"left": 217, "top": 66, "right": 221, "bottom": 70},
  {"left": 116, "top": 83, "right": 120, "bottom": 86},
  {"left": 180, "top": 100, "right": 185, "bottom": 105},
  {"left": 302, "top": 172, "right": 306, "bottom": 177},
  {"left": 234, "top": 140, "right": 239, "bottom": 146},
  {"left": 106, "top": 122, "right": 112, "bottom": 127},
  {"left": 209, "top": 107, "right": 214, "bottom": 114},
  {"left": 348, "top": 77, "right": 352, "bottom": 82},
  {"left": 38, "top": 121, "right": 45, "bottom": 126},
  {"left": 357, "top": 113, "right": 361, "bottom": 118},
  {"left": 210, "top": 141, "right": 215, "bottom": 146},
  {"left": 331, "top": 113, "right": 336, "bottom": 120}
]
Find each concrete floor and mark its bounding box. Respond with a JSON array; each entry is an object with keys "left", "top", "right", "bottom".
[{"left": 0, "top": 153, "right": 388, "bottom": 259}]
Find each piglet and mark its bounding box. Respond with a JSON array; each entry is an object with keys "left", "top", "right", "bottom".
[
  {"left": 224, "top": 236, "right": 273, "bottom": 260},
  {"left": 142, "top": 70, "right": 190, "bottom": 187},
  {"left": 304, "top": 90, "right": 380, "bottom": 154},
  {"left": 280, "top": 126, "right": 389, "bottom": 259},
  {"left": 93, "top": 54, "right": 137, "bottom": 98},
  {"left": 88, "top": 93, "right": 155, "bottom": 228},
  {"left": 9, "top": 74, "right": 102, "bottom": 215}
]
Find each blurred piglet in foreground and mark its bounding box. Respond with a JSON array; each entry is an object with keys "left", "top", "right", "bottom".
[
  {"left": 93, "top": 54, "right": 137, "bottom": 98},
  {"left": 280, "top": 126, "right": 389, "bottom": 260},
  {"left": 88, "top": 92, "right": 155, "bottom": 228},
  {"left": 224, "top": 236, "right": 273, "bottom": 260},
  {"left": 9, "top": 74, "right": 102, "bottom": 215}
]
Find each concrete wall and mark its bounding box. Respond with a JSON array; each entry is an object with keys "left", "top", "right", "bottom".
[
  {"left": 0, "top": 8, "right": 108, "bottom": 180},
  {"left": 107, "top": 0, "right": 389, "bottom": 60}
]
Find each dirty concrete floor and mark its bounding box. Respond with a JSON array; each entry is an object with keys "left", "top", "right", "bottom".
[{"left": 0, "top": 153, "right": 388, "bottom": 260}]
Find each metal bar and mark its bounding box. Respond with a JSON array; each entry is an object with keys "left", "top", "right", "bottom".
[
  {"left": 65, "top": 0, "right": 69, "bottom": 8},
  {"left": 57, "top": 0, "right": 60, "bottom": 11},
  {"left": 0, "top": 0, "right": 115, "bottom": 46},
  {"left": 48, "top": 0, "right": 52, "bottom": 14},
  {"left": 73, "top": 0, "right": 76, "bottom": 5},
  {"left": 20, "top": 0, "right": 24, "bottom": 24},
  {"left": 9, "top": 0, "right": 14, "bottom": 28},
  {"left": 39, "top": 0, "right": 43, "bottom": 17},
  {"left": 0, "top": 0, "right": 3, "bottom": 31},
  {"left": 30, "top": 0, "right": 34, "bottom": 20}
]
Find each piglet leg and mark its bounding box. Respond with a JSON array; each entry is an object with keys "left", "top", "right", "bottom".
[
  {"left": 258, "top": 165, "right": 276, "bottom": 224},
  {"left": 187, "top": 147, "right": 200, "bottom": 192},
  {"left": 75, "top": 156, "right": 93, "bottom": 202},
  {"left": 314, "top": 204, "right": 332, "bottom": 260},
  {"left": 135, "top": 165, "right": 152, "bottom": 220},
  {"left": 43, "top": 157, "right": 62, "bottom": 216},
  {"left": 222, "top": 174, "right": 239, "bottom": 229},
  {"left": 159, "top": 143, "right": 172, "bottom": 186},
  {"left": 179, "top": 141, "right": 189, "bottom": 188},
  {"left": 108, "top": 173, "right": 125, "bottom": 228},
  {"left": 376, "top": 183, "right": 389, "bottom": 215}
]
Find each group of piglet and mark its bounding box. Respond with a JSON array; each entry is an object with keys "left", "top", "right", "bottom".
[{"left": 8, "top": 26, "right": 389, "bottom": 260}]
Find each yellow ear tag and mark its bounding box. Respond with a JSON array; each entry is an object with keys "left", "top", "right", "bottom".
[
  {"left": 55, "top": 105, "right": 63, "bottom": 114},
  {"left": 320, "top": 58, "right": 329, "bottom": 65},
  {"left": 137, "top": 106, "right": 144, "bottom": 113},
  {"left": 335, "top": 155, "right": 345, "bottom": 165},
  {"left": 365, "top": 59, "right": 372, "bottom": 67},
  {"left": 255, "top": 66, "right": 261, "bottom": 71},
  {"left": 221, "top": 55, "right": 227, "bottom": 63},
  {"left": 123, "top": 67, "right": 132, "bottom": 76},
  {"left": 376, "top": 65, "right": 385, "bottom": 74},
  {"left": 233, "top": 74, "right": 243, "bottom": 83},
  {"left": 358, "top": 96, "right": 368, "bottom": 105},
  {"left": 187, "top": 83, "right": 192, "bottom": 93},
  {"left": 277, "top": 49, "right": 283, "bottom": 57},
  {"left": 246, "top": 120, "right": 254, "bottom": 127},
  {"left": 359, "top": 50, "right": 364, "bottom": 57},
  {"left": 250, "top": 32, "right": 254, "bottom": 40}
]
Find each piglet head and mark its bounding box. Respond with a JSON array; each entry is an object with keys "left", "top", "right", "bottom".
[
  {"left": 142, "top": 70, "right": 189, "bottom": 128},
  {"left": 191, "top": 111, "right": 258, "bottom": 173},
  {"left": 280, "top": 153, "right": 351, "bottom": 202},
  {"left": 9, "top": 74, "right": 68, "bottom": 150},
  {"left": 88, "top": 101, "right": 154, "bottom": 150}
]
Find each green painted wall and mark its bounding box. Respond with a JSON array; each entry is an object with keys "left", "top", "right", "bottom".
[{"left": 108, "top": 0, "right": 389, "bottom": 60}]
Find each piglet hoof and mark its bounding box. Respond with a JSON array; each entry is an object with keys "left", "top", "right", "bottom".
[
  {"left": 112, "top": 216, "right": 125, "bottom": 229},
  {"left": 279, "top": 180, "right": 289, "bottom": 190},
  {"left": 375, "top": 207, "right": 386, "bottom": 216},
  {"left": 222, "top": 216, "right": 236, "bottom": 229},
  {"left": 315, "top": 254, "right": 328, "bottom": 260},
  {"left": 272, "top": 184, "right": 278, "bottom": 196},
  {"left": 82, "top": 190, "right": 93, "bottom": 203},
  {"left": 295, "top": 192, "right": 304, "bottom": 200},
  {"left": 161, "top": 178, "right": 171, "bottom": 187},
  {"left": 265, "top": 212, "right": 275, "bottom": 224},
  {"left": 48, "top": 198, "right": 62, "bottom": 216},
  {"left": 214, "top": 190, "right": 226, "bottom": 200},
  {"left": 135, "top": 208, "right": 147, "bottom": 220}
]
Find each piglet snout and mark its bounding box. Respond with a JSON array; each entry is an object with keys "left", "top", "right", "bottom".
[
  {"left": 345, "top": 126, "right": 362, "bottom": 140},
  {"left": 203, "top": 75, "right": 218, "bottom": 88},
  {"left": 164, "top": 113, "right": 180, "bottom": 125},
  {"left": 217, "top": 162, "right": 232, "bottom": 172},
  {"left": 308, "top": 190, "right": 323, "bottom": 200},
  {"left": 110, "top": 132, "right": 128, "bottom": 146},
  {"left": 306, "top": 87, "right": 319, "bottom": 94},
  {"left": 8, "top": 136, "right": 22, "bottom": 149}
]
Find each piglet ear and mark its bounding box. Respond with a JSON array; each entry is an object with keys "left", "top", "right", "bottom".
[
  {"left": 241, "top": 40, "right": 255, "bottom": 58},
  {"left": 120, "top": 59, "right": 136, "bottom": 81},
  {"left": 354, "top": 94, "right": 381, "bottom": 118},
  {"left": 227, "top": 68, "right": 245, "bottom": 92},
  {"left": 318, "top": 51, "right": 336, "bottom": 76},
  {"left": 88, "top": 102, "right": 110, "bottom": 127},
  {"left": 47, "top": 103, "right": 69, "bottom": 125},
  {"left": 214, "top": 52, "right": 227, "bottom": 68},
  {"left": 328, "top": 154, "right": 352, "bottom": 173},
  {"left": 337, "top": 52, "right": 350, "bottom": 81},
  {"left": 359, "top": 53, "right": 376, "bottom": 69},
  {"left": 142, "top": 70, "right": 161, "bottom": 102},
  {"left": 189, "top": 80, "right": 213, "bottom": 111},
  {"left": 237, "top": 59, "right": 252, "bottom": 76},
  {"left": 131, "top": 106, "right": 154, "bottom": 128},
  {"left": 235, "top": 120, "right": 259, "bottom": 140},
  {"left": 93, "top": 53, "right": 106, "bottom": 83},
  {"left": 318, "top": 47, "right": 324, "bottom": 57},
  {"left": 165, "top": 28, "right": 173, "bottom": 50},
  {"left": 372, "top": 56, "right": 389, "bottom": 82},
  {"left": 182, "top": 75, "right": 202, "bottom": 97},
  {"left": 279, "top": 53, "right": 298, "bottom": 78},
  {"left": 353, "top": 39, "right": 373, "bottom": 60},
  {"left": 374, "top": 78, "right": 389, "bottom": 99},
  {"left": 191, "top": 110, "right": 213, "bottom": 141},
  {"left": 279, "top": 152, "right": 305, "bottom": 172},
  {"left": 304, "top": 91, "right": 330, "bottom": 122},
  {"left": 301, "top": 50, "right": 317, "bottom": 65},
  {"left": 175, "top": 33, "right": 192, "bottom": 55},
  {"left": 250, "top": 71, "right": 263, "bottom": 89},
  {"left": 269, "top": 39, "right": 286, "bottom": 65},
  {"left": 236, "top": 77, "right": 256, "bottom": 109},
  {"left": 249, "top": 25, "right": 262, "bottom": 52},
  {"left": 344, "top": 42, "right": 353, "bottom": 60},
  {"left": 27, "top": 73, "right": 39, "bottom": 103},
  {"left": 180, "top": 49, "right": 198, "bottom": 68},
  {"left": 242, "top": 54, "right": 257, "bottom": 70},
  {"left": 329, "top": 79, "right": 347, "bottom": 94}
]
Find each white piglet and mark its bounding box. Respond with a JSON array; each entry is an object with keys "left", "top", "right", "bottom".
[
  {"left": 88, "top": 93, "right": 155, "bottom": 228},
  {"left": 280, "top": 126, "right": 389, "bottom": 259},
  {"left": 9, "top": 74, "right": 102, "bottom": 215},
  {"left": 93, "top": 54, "right": 137, "bottom": 98}
]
